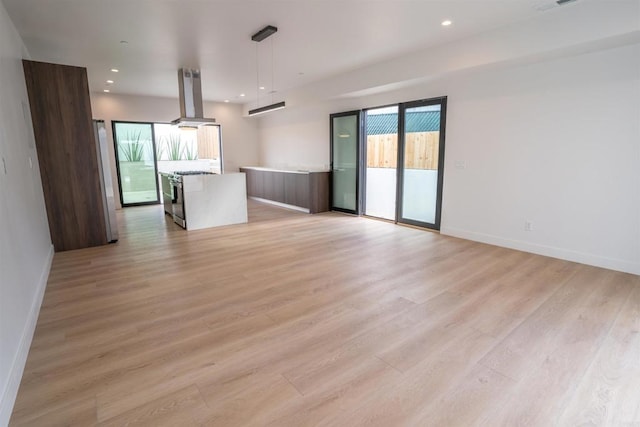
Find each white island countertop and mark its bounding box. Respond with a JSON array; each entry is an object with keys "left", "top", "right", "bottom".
[
  {"left": 182, "top": 172, "right": 248, "bottom": 230},
  {"left": 240, "top": 166, "right": 330, "bottom": 174}
]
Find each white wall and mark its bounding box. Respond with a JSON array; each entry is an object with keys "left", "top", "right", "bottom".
[
  {"left": 0, "top": 2, "right": 54, "bottom": 424},
  {"left": 259, "top": 104, "right": 333, "bottom": 170},
  {"left": 440, "top": 44, "right": 640, "bottom": 275},
  {"left": 256, "top": 7, "right": 640, "bottom": 275},
  {"left": 91, "top": 93, "right": 259, "bottom": 208}
]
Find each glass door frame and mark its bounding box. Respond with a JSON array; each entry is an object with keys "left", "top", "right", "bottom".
[
  {"left": 397, "top": 97, "right": 447, "bottom": 230},
  {"left": 361, "top": 103, "right": 400, "bottom": 221},
  {"left": 330, "top": 110, "right": 362, "bottom": 215},
  {"left": 112, "top": 120, "right": 161, "bottom": 207}
]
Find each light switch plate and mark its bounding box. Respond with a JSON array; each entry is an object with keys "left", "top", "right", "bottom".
[{"left": 454, "top": 160, "right": 467, "bottom": 169}]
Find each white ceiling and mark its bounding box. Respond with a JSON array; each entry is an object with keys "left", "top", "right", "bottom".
[{"left": 4, "top": 0, "right": 568, "bottom": 105}]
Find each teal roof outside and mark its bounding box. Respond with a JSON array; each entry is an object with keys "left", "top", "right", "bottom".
[{"left": 366, "top": 111, "right": 440, "bottom": 135}]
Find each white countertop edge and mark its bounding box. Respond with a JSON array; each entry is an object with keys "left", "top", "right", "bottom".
[{"left": 240, "top": 166, "right": 330, "bottom": 174}]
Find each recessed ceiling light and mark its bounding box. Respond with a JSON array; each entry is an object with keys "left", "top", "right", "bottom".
[
  {"left": 259, "top": 86, "right": 265, "bottom": 90},
  {"left": 441, "top": 20, "right": 452, "bottom": 26},
  {"left": 224, "top": 100, "right": 229, "bottom": 103},
  {"left": 111, "top": 68, "right": 119, "bottom": 73},
  {"left": 103, "top": 89, "right": 110, "bottom": 93},
  {"left": 106, "top": 80, "right": 114, "bottom": 84},
  {"left": 240, "top": 93, "right": 245, "bottom": 97}
]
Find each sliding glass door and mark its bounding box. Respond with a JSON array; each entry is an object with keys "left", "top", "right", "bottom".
[
  {"left": 330, "top": 111, "right": 360, "bottom": 214},
  {"left": 330, "top": 97, "right": 446, "bottom": 230},
  {"left": 398, "top": 98, "right": 446, "bottom": 229},
  {"left": 113, "top": 121, "right": 160, "bottom": 206}
]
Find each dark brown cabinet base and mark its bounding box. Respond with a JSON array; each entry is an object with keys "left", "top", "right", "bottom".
[{"left": 240, "top": 167, "right": 329, "bottom": 214}]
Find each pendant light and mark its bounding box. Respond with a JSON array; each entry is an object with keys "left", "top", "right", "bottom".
[{"left": 248, "top": 25, "right": 286, "bottom": 117}]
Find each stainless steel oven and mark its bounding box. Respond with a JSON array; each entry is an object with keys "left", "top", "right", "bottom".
[
  {"left": 169, "top": 175, "right": 186, "bottom": 228},
  {"left": 160, "top": 173, "right": 175, "bottom": 215},
  {"left": 166, "top": 171, "right": 215, "bottom": 229}
]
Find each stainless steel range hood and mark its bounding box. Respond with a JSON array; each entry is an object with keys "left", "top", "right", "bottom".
[{"left": 171, "top": 68, "right": 216, "bottom": 128}]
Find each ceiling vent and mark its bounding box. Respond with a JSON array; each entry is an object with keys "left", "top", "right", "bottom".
[{"left": 171, "top": 68, "right": 216, "bottom": 129}]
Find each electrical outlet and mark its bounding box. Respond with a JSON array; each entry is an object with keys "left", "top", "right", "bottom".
[{"left": 525, "top": 221, "right": 533, "bottom": 231}]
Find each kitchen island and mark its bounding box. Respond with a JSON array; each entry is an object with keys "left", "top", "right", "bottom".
[
  {"left": 239, "top": 166, "right": 330, "bottom": 213},
  {"left": 161, "top": 171, "right": 248, "bottom": 230},
  {"left": 183, "top": 173, "right": 248, "bottom": 230}
]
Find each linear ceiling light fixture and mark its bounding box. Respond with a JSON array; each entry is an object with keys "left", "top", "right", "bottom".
[
  {"left": 248, "top": 101, "right": 286, "bottom": 117},
  {"left": 248, "top": 24, "right": 285, "bottom": 117},
  {"left": 251, "top": 25, "right": 278, "bottom": 42}
]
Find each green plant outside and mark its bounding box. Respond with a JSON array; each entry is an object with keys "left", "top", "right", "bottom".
[
  {"left": 158, "top": 132, "right": 198, "bottom": 161},
  {"left": 183, "top": 143, "right": 197, "bottom": 160},
  {"left": 118, "top": 130, "right": 146, "bottom": 162},
  {"left": 162, "top": 133, "right": 183, "bottom": 160}
]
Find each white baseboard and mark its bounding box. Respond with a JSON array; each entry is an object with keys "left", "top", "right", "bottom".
[
  {"left": 249, "top": 197, "right": 310, "bottom": 213},
  {"left": 0, "top": 244, "right": 54, "bottom": 426},
  {"left": 441, "top": 226, "right": 640, "bottom": 276}
]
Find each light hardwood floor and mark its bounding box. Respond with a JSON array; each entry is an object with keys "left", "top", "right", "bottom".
[{"left": 10, "top": 200, "right": 640, "bottom": 426}]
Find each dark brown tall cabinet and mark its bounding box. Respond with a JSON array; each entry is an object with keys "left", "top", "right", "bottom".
[{"left": 23, "top": 60, "right": 107, "bottom": 251}]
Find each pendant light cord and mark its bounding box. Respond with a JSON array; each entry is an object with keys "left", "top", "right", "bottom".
[{"left": 256, "top": 42, "right": 260, "bottom": 108}]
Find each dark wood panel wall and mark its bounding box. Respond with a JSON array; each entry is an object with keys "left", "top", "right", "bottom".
[
  {"left": 23, "top": 60, "right": 107, "bottom": 251},
  {"left": 240, "top": 168, "right": 329, "bottom": 214}
]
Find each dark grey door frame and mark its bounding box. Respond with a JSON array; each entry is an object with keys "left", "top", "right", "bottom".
[
  {"left": 330, "top": 110, "right": 362, "bottom": 215},
  {"left": 396, "top": 97, "right": 447, "bottom": 230}
]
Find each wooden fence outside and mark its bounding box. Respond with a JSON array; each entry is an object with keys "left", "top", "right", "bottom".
[
  {"left": 197, "top": 125, "right": 220, "bottom": 160},
  {"left": 366, "top": 132, "right": 439, "bottom": 170}
]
